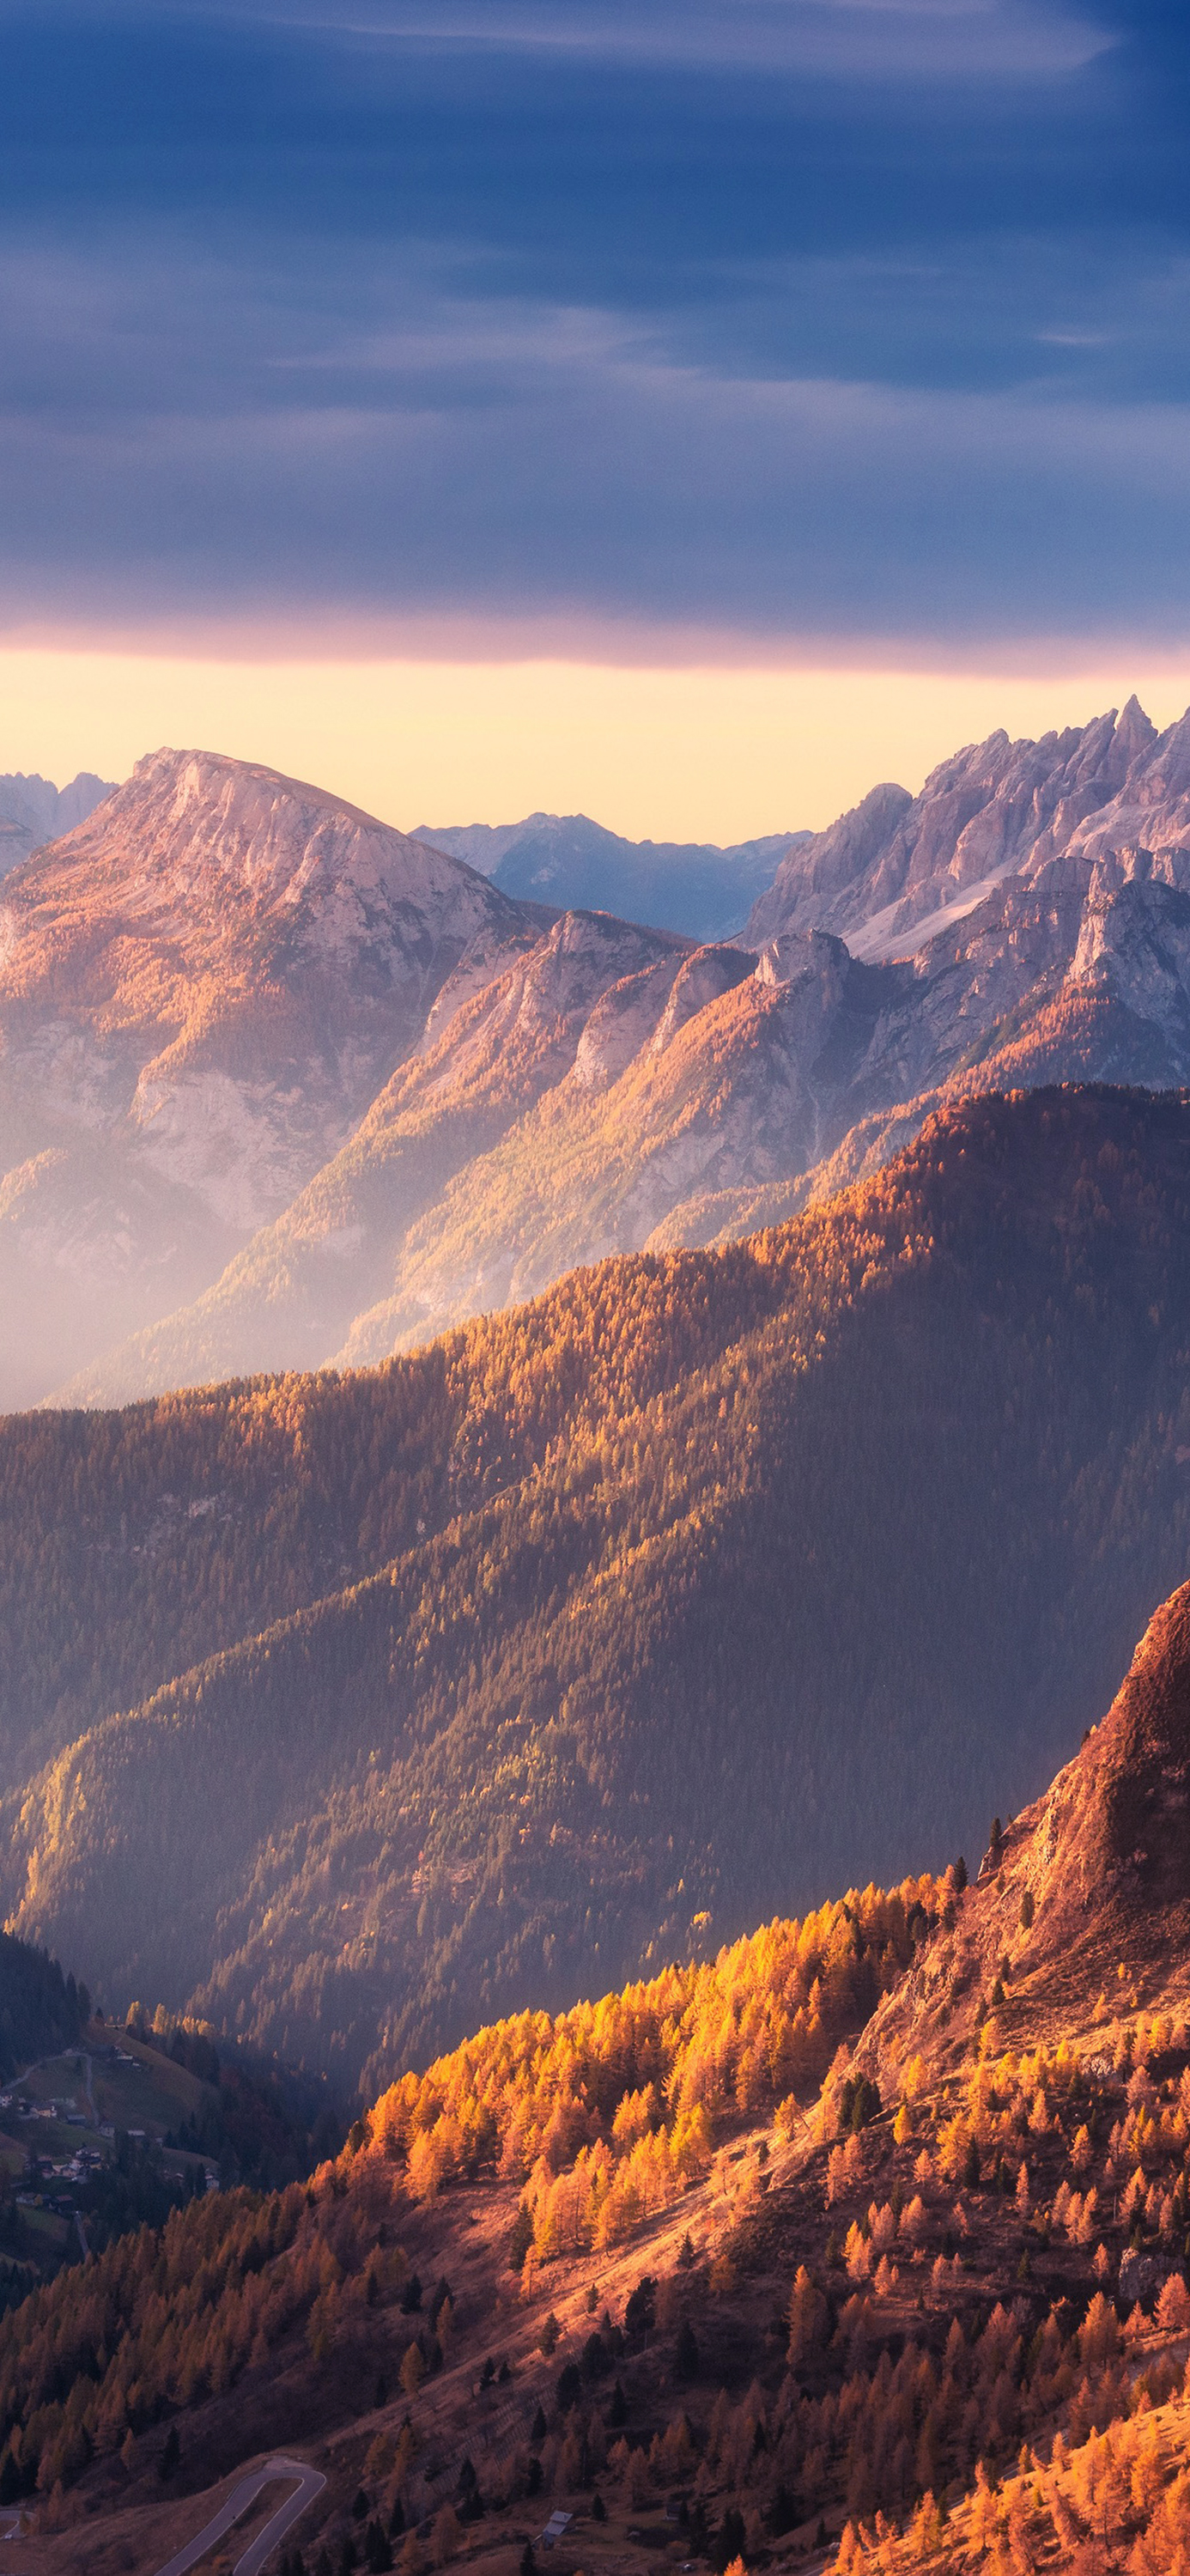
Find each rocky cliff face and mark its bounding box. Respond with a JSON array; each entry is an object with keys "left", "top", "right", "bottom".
[
  {"left": 854, "top": 1577, "right": 1190, "bottom": 2099},
  {"left": 53, "top": 903, "right": 693, "bottom": 1400},
  {"left": 66, "top": 917, "right": 922, "bottom": 1396},
  {"left": 748, "top": 696, "right": 1162, "bottom": 957},
  {"left": 332, "top": 929, "right": 901, "bottom": 1365}
]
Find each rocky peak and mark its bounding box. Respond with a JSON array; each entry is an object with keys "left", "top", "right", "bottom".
[
  {"left": 745, "top": 702, "right": 1181, "bottom": 963},
  {"left": 0, "top": 751, "right": 537, "bottom": 1394},
  {"left": 1141, "top": 707, "right": 1190, "bottom": 804},
  {"left": 409, "top": 905, "right": 689, "bottom": 1103},
  {"left": 855, "top": 1581, "right": 1190, "bottom": 2095},
  {"left": 31, "top": 746, "right": 513, "bottom": 963},
  {"left": 747, "top": 781, "right": 911, "bottom": 945},
  {"left": 0, "top": 747, "right": 525, "bottom": 1078},
  {"left": 754, "top": 927, "right": 850, "bottom": 987},
  {"left": 1111, "top": 691, "right": 1160, "bottom": 777},
  {"left": 997, "top": 1580, "right": 1190, "bottom": 1936},
  {"left": 502, "top": 908, "right": 687, "bottom": 1041},
  {"left": 649, "top": 941, "right": 755, "bottom": 1052}
]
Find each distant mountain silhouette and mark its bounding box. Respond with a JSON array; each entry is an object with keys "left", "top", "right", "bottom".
[
  {"left": 416, "top": 809, "right": 803, "bottom": 938},
  {"left": 0, "top": 767, "right": 113, "bottom": 876}
]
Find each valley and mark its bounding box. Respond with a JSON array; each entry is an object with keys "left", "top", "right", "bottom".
[{"left": 0, "top": 1943, "right": 343, "bottom": 2332}]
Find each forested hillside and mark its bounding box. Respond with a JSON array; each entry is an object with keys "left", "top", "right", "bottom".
[
  {"left": 5, "top": 1088, "right": 1190, "bottom": 2090},
  {"left": 0, "top": 1934, "right": 87, "bottom": 2081},
  {"left": 0, "top": 1880, "right": 939, "bottom": 2513},
  {"left": 13, "top": 1584, "right": 1190, "bottom": 2576}
]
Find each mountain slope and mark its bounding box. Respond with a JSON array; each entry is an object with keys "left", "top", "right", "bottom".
[
  {"left": 8, "top": 1088, "right": 1190, "bottom": 2091},
  {"left": 53, "top": 909, "right": 691, "bottom": 1401},
  {"left": 13, "top": 1585, "right": 1190, "bottom": 2575},
  {"left": 333, "top": 934, "right": 851, "bottom": 1364},
  {"left": 857, "top": 1577, "right": 1190, "bottom": 2103},
  {"left": 225, "top": 845, "right": 1190, "bottom": 1374},
  {"left": 0, "top": 749, "right": 521, "bottom": 1405},
  {"left": 63, "top": 924, "right": 910, "bottom": 1397}
]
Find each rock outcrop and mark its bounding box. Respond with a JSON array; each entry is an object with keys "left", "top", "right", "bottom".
[{"left": 854, "top": 1579, "right": 1190, "bottom": 2097}]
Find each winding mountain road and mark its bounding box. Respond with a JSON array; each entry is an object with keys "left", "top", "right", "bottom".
[{"left": 153, "top": 2457, "right": 325, "bottom": 2576}]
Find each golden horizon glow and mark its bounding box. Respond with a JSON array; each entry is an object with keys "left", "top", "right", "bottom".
[{"left": 3, "top": 648, "right": 1190, "bottom": 845}]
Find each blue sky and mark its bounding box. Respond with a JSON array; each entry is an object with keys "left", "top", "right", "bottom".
[{"left": 3, "top": 0, "right": 1190, "bottom": 657}]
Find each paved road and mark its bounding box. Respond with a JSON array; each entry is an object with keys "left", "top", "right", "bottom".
[{"left": 153, "top": 2457, "right": 326, "bottom": 2576}]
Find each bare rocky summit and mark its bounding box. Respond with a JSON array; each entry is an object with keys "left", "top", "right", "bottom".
[
  {"left": 747, "top": 695, "right": 1162, "bottom": 957},
  {"left": 0, "top": 748, "right": 521, "bottom": 1403}
]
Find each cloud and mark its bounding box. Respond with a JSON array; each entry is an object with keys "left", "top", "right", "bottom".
[
  {"left": 208, "top": 0, "right": 1112, "bottom": 79},
  {"left": 0, "top": 0, "right": 1186, "bottom": 654}
]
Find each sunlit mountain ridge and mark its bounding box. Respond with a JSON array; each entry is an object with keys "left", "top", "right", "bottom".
[{"left": 3, "top": 706, "right": 1190, "bottom": 1405}]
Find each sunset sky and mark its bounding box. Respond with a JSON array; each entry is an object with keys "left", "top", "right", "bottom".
[{"left": 3, "top": 0, "right": 1188, "bottom": 835}]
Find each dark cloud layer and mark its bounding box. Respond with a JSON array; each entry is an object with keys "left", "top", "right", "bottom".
[{"left": 1, "top": 0, "right": 1188, "bottom": 649}]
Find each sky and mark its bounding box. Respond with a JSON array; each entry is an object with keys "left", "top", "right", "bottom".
[{"left": 3, "top": 0, "right": 1190, "bottom": 835}]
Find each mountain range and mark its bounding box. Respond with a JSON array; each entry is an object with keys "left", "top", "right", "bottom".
[
  {"left": 6, "top": 714, "right": 1190, "bottom": 2572},
  {"left": 417, "top": 811, "right": 803, "bottom": 939},
  {"left": 8, "top": 702, "right": 1190, "bottom": 1406},
  {"left": 0, "top": 749, "right": 529, "bottom": 1407}
]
